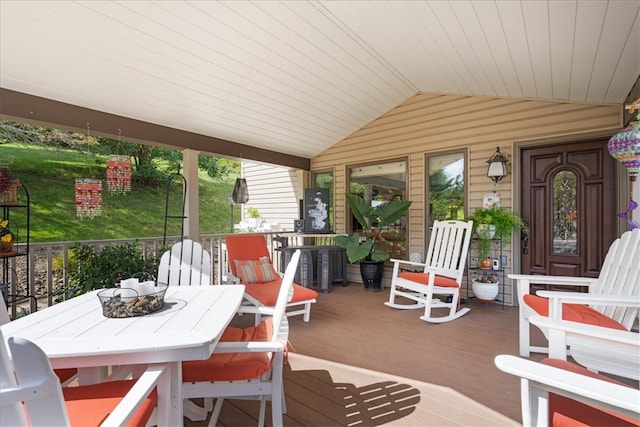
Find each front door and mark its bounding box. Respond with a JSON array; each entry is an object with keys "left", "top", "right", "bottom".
[{"left": 519, "top": 138, "right": 617, "bottom": 291}]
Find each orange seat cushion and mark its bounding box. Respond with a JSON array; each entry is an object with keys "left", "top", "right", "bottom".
[
  {"left": 62, "top": 380, "right": 156, "bottom": 427},
  {"left": 523, "top": 295, "right": 628, "bottom": 330},
  {"left": 244, "top": 281, "right": 318, "bottom": 306},
  {"left": 398, "top": 272, "right": 460, "bottom": 288},
  {"left": 54, "top": 368, "right": 77, "bottom": 384},
  {"left": 182, "top": 318, "right": 275, "bottom": 382},
  {"left": 225, "top": 234, "right": 272, "bottom": 276},
  {"left": 542, "top": 359, "right": 640, "bottom": 426}
]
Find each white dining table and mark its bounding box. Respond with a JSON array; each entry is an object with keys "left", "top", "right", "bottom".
[{"left": 0, "top": 284, "right": 245, "bottom": 426}]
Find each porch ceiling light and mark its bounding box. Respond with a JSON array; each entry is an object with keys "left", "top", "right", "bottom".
[{"left": 487, "top": 147, "right": 508, "bottom": 183}]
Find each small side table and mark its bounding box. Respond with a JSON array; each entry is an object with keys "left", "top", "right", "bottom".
[{"left": 280, "top": 245, "right": 347, "bottom": 293}]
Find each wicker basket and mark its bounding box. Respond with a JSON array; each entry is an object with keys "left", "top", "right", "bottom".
[{"left": 97, "top": 284, "right": 168, "bottom": 318}]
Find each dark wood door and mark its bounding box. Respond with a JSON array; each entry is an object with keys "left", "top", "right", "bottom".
[{"left": 519, "top": 138, "right": 617, "bottom": 290}]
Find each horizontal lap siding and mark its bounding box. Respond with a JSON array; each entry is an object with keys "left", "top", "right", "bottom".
[
  {"left": 242, "top": 162, "right": 305, "bottom": 230},
  {"left": 311, "top": 92, "right": 620, "bottom": 305}
]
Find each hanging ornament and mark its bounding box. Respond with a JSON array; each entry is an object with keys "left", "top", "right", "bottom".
[
  {"left": 106, "top": 129, "right": 132, "bottom": 195},
  {"left": 75, "top": 178, "right": 103, "bottom": 219},
  {"left": 608, "top": 99, "right": 640, "bottom": 231},
  {"left": 75, "top": 123, "right": 103, "bottom": 219},
  {"left": 106, "top": 155, "right": 132, "bottom": 195}
]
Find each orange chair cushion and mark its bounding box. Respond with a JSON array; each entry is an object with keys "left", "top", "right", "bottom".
[
  {"left": 62, "top": 380, "right": 156, "bottom": 427},
  {"left": 54, "top": 368, "right": 77, "bottom": 384},
  {"left": 542, "top": 358, "right": 640, "bottom": 427},
  {"left": 234, "top": 257, "right": 278, "bottom": 283},
  {"left": 225, "top": 234, "right": 271, "bottom": 276},
  {"left": 244, "top": 281, "right": 318, "bottom": 306},
  {"left": 398, "top": 272, "right": 460, "bottom": 288},
  {"left": 523, "top": 295, "right": 628, "bottom": 330},
  {"left": 182, "top": 318, "right": 274, "bottom": 382}
]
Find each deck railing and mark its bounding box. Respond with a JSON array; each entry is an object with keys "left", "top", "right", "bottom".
[{"left": 2, "top": 231, "right": 336, "bottom": 317}]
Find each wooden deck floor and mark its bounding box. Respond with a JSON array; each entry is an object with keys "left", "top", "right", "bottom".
[{"left": 186, "top": 283, "right": 544, "bottom": 426}]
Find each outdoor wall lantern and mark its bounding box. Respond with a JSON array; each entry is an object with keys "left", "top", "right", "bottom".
[{"left": 486, "top": 146, "right": 508, "bottom": 183}]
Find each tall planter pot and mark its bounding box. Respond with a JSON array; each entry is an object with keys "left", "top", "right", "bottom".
[{"left": 360, "top": 260, "right": 384, "bottom": 292}]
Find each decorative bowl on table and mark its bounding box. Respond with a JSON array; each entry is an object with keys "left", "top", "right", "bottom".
[{"left": 97, "top": 284, "right": 168, "bottom": 318}]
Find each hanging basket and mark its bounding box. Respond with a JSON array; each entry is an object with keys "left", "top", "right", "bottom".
[
  {"left": 106, "top": 155, "right": 132, "bottom": 195},
  {"left": 75, "top": 178, "right": 103, "bottom": 219}
]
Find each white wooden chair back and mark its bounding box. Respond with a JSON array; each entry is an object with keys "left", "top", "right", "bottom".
[
  {"left": 423, "top": 219, "right": 474, "bottom": 284},
  {"left": 157, "top": 239, "right": 211, "bottom": 286},
  {"left": 0, "top": 300, "right": 10, "bottom": 325},
  {"left": 1, "top": 329, "right": 30, "bottom": 425},
  {"left": 271, "top": 249, "right": 300, "bottom": 339},
  {"left": 590, "top": 228, "right": 640, "bottom": 328},
  {"left": 0, "top": 329, "right": 70, "bottom": 425}
]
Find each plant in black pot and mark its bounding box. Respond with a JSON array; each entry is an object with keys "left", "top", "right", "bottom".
[{"left": 335, "top": 193, "right": 412, "bottom": 291}]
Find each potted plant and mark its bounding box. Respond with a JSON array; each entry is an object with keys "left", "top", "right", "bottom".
[
  {"left": 471, "top": 270, "right": 500, "bottom": 302},
  {"left": 0, "top": 219, "right": 16, "bottom": 255},
  {"left": 469, "top": 205, "right": 523, "bottom": 267},
  {"left": 247, "top": 206, "right": 261, "bottom": 229},
  {"left": 335, "top": 193, "right": 412, "bottom": 291}
]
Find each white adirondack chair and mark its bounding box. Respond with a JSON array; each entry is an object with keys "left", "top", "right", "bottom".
[
  {"left": 182, "top": 250, "right": 301, "bottom": 427},
  {"left": 495, "top": 355, "right": 640, "bottom": 427},
  {"left": 157, "top": 238, "right": 211, "bottom": 286},
  {"left": 0, "top": 328, "right": 169, "bottom": 427},
  {"left": 530, "top": 315, "right": 640, "bottom": 381},
  {"left": 510, "top": 228, "right": 640, "bottom": 357},
  {"left": 384, "top": 219, "right": 473, "bottom": 323}
]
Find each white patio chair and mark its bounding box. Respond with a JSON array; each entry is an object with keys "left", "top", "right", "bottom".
[
  {"left": 157, "top": 238, "right": 211, "bottom": 286},
  {"left": 1, "top": 301, "right": 79, "bottom": 387},
  {"left": 182, "top": 249, "right": 301, "bottom": 427},
  {"left": 0, "top": 328, "right": 169, "bottom": 427},
  {"left": 495, "top": 354, "right": 640, "bottom": 426},
  {"left": 530, "top": 315, "right": 640, "bottom": 381},
  {"left": 384, "top": 219, "right": 473, "bottom": 323},
  {"left": 509, "top": 228, "right": 640, "bottom": 357}
]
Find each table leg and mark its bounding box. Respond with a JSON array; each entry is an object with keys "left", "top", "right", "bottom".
[{"left": 157, "top": 361, "right": 181, "bottom": 426}]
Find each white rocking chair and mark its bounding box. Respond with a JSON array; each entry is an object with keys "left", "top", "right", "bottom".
[{"left": 384, "top": 219, "right": 473, "bottom": 323}]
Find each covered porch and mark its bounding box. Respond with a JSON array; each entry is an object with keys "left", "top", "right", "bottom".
[{"left": 188, "top": 282, "right": 535, "bottom": 426}]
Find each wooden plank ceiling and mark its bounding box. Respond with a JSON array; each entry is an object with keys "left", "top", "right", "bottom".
[{"left": 1, "top": 0, "right": 638, "bottom": 164}]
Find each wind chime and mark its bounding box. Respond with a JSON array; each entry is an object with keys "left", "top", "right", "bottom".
[
  {"left": 105, "top": 129, "right": 132, "bottom": 195},
  {"left": 608, "top": 99, "right": 640, "bottom": 230},
  {"left": 75, "top": 123, "right": 103, "bottom": 219}
]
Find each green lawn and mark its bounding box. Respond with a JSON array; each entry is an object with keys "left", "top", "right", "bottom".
[{"left": 1, "top": 143, "right": 239, "bottom": 242}]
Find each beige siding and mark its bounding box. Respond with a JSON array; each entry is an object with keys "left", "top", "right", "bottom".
[
  {"left": 311, "top": 93, "right": 621, "bottom": 305},
  {"left": 241, "top": 162, "right": 305, "bottom": 231}
]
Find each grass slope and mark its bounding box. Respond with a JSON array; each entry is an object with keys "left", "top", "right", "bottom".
[{"left": 1, "top": 143, "right": 238, "bottom": 242}]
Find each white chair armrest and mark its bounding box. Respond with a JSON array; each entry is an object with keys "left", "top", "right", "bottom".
[
  {"left": 536, "top": 292, "right": 640, "bottom": 320},
  {"left": 536, "top": 291, "right": 640, "bottom": 307},
  {"left": 389, "top": 258, "right": 427, "bottom": 268},
  {"left": 212, "top": 341, "right": 286, "bottom": 353},
  {"left": 494, "top": 355, "right": 640, "bottom": 419},
  {"left": 99, "top": 362, "right": 170, "bottom": 427},
  {"left": 530, "top": 316, "right": 640, "bottom": 345},
  {"left": 509, "top": 274, "right": 596, "bottom": 298},
  {"left": 227, "top": 273, "right": 241, "bottom": 284}
]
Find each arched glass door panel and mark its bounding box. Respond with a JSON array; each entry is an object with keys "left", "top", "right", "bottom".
[{"left": 552, "top": 170, "right": 577, "bottom": 255}]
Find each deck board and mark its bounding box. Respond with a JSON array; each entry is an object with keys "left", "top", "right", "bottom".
[{"left": 186, "top": 282, "right": 542, "bottom": 426}]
